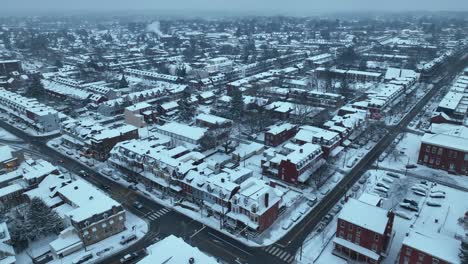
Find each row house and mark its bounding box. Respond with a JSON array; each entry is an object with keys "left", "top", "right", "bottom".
[
  {"left": 399, "top": 230, "right": 461, "bottom": 264},
  {"left": 60, "top": 119, "right": 139, "bottom": 161},
  {"left": 288, "top": 89, "right": 345, "bottom": 108},
  {"left": 123, "top": 68, "right": 183, "bottom": 83},
  {"left": 264, "top": 123, "right": 297, "bottom": 147},
  {"left": 0, "top": 88, "right": 60, "bottom": 132},
  {"left": 98, "top": 86, "right": 167, "bottom": 116},
  {"left": 324, "top": 106, "right": 367, "bottom": 141},
  {"left": 293, "top": 125, "right": 341, "bottom": 157},
  {"left": 181, "top": 170, "right": 281, "bottom": 232},
  {"left": 124, "top": 102, "right": 157, "bottom": 128},
  {"left": 262, "top": 143, "right": 324, "bottom": 184},
  {"left": 334, "top": 198, "right": 395, "bottom": 264},
  {"left": 417, "top": 124, "right": 468, "bottom": 175}
]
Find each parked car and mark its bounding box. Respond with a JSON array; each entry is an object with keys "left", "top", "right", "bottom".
[
  {"left": 374, "top": 186, "right": 388, "bottom": 194},
  {"left": 429, "top": 192, "right": 446, "bottom": 199},
  {"left": 291, "top": 212, "right": 302, "bottom": 222},
  {"left": 399, "top": 202, "right": 418, "bottom": 212},
  {"left": 405, "top": 164, "right": 417, "bottom": 169},
  {"left": 79, "top": 170, "right": 88, "bottom": 177},
  {"left": 413, "top": 190, "right": 426, "bottom": 196},
  {"left": 403, "top": 198, "right": 418, "bottom": 207},
  {"left": 376, "top": 181, "right": 390, "bottom": 190},
  {"left": 387, "top": 171, "right": 401, "bottom": 180},
  {"left": 394, "top": 210, "right": 412, "bottom": 220},
  {"left": 307, "top": 196, "right": 317, "bottom": 207},
  {"left": 426, "top": 200, "right": 442, "bottom": 207},
  {"left": 101, "top": 168, "right": 113, "bottom": 176},
  {"left": 346, "top": 158, "right": 358, "bottom": 168},
  {"left": 323, "top": 213, "right": 333, "bottom": 224},
  {"left": 111, "top": 174, "right": 120, "bottom": 181},
  {"left": 282, "top": 219, "right": 293, "bottom": 230},
  {"left": 331, "top": 205, "right": 343, "bottom": 214}
]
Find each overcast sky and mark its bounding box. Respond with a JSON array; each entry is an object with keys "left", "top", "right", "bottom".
[{"left": 2, "top": 0, "right": 468, "bottom": 15}]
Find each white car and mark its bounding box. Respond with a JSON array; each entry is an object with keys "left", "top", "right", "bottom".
[
  {"left": 101, "top": 168, "right": 113, "bottom": 176},
  {"left": 282, "top": 220, "right": 293, "bottom": 230},
  {"left": 291, "top": 212, "right": 302, "bottom": 222}
]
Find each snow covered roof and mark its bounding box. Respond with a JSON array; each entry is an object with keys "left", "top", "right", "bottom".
[
  {"left": 58, "top": 179, "right": 121, "bottom": 222},
  {"left": 295, "top": 125, "right": 339, "bottom": 142},
  {"left": 125, "top": 102, "right": 152, "bottom": 112},
  {"left": 358, "top": 192, "right": 382, "bottom": 206},
  {"left": 285, "top": 143, "right": 322, "bottom": 166},
  {"left": 196, "top": 113, "right": 232, "bottom": 125},
  {"left": 0, "top": 145, "right": 13, "bottom": 163},
  {"left": 402, "top": 230, "right": 461, "bottom": 264},
  {"left": 138, "top": 235, "right": 218, "bottom": 264},
  {"left": 338, "top": 198, "right": 390, "bottom": 235},
  {"left": 156, "top": 123, "right": 207, "bottom": 142},
  {"left": 422, "top": 125, "right": 468, "bottom": 152},
  {"left": 266, "top": 123, "right": 296, "bottom": 135}
]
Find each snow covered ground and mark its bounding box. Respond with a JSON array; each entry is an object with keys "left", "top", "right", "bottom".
[
  {"left": 0, "top": 127, "right": 20, "bottom": 141},
  {"left": 305, "top": 167, "right": 467, "bottom": 264},
  {"left": 377, "top": 132, "right": 468, "bottom": 189},
  {"left": 16, "top": 211, "right": 148, "bottom": 264}
]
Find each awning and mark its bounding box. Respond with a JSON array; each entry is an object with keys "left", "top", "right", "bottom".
[{"left": 333, "top": 237, "right": 380, "bottom": 261}]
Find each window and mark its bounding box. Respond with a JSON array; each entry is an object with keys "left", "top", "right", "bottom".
[
  {"left": 432, "top": 258, "right": 439, "bottom": 264},
  {"left": 339, "top": 231, "right": 344, "bottom": 238},
  {"left": 340, "top": 221, "right": 345, "bottom": 228},
  {"left": 432, "top": 147, "right": 436, "bottom": 154},
  {"left": 356, "top": 227, "right": 361, "bottom": 234},
  {"left": 347, "top": 233, "right": 352, "bottom": 241},
  {"left": 418, "top": 253, "right": 425, "bottom": 261},
  {"left": 374, "top": 234, "right": 379, "bottom": 241},
  {"left": 437, "top": 148, "right": 443, "bottom": 155},
  {"left": 348, "top": 224, "right": 353, "bottom": 231},
  {"left": 436, "top": 158, "right": 441, "bottom": 165},
  {"left": 372, "top": 243, "right": 377, "bottom": 252},
  {"left": 464, "top": 153, "right": 468, "bottom": 161},
  {"left": 355, "top": 236, "right": 360, "bottom": 244},
  {"left": 424, "top": 155, "right": 429, "bottom": 162}
]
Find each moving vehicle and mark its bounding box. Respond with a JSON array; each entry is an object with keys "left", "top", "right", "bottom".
[
  {"left": 72, "top": 253, "right": 93, "bottom": 264},
  {"left": 120, "top": 234, "right": 137, "bottom": 245},
  {"left": 120, "top": 253, "right": 138, "bottom": 263}
]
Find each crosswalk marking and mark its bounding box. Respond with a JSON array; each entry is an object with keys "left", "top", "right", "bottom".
[
  {"left": 279, "top": 251, "right": 288, "bottom": 259},
  {"left": 271, "top": 248, "right": 280, "bottom": 255},
  {"left": 263, "top": 245, "right": 295, "bottom": 263},
  {"left": 146, "top": 208, "right": 171, "bottom": 221}
]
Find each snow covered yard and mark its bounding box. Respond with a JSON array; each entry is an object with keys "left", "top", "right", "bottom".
[
  {"left": 16, "top": 211, "right": 148, "bottom": 264},
  {"left": 377, "top": 132, "right": 468, "bottom": 189}
]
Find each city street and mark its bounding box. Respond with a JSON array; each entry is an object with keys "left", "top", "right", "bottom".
[{"left": 0, "top": 57, "right": 466, "bottom": 264}]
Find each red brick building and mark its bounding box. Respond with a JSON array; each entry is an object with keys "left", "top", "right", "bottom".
[
  {"left": 264, "top": 123, "right": 297, "bottom": 147},
  {"left": 417, "top": 126, "right": 468, "bottom": 175},
  {"left": 399, "top": 230, "right": 461, "bottom": 264},
  {"left": 277, "top": 143, "right": 324, "bottom": 184},
  {"left": 333, "top": 198, "right": 395, "bottom": 264}
]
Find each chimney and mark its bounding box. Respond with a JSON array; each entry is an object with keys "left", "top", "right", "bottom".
[
  {"left": 300, "top": 149, "right": 303, "bottom": 153},
  {"left": 264, "top": 193, "right": 269, "bottom": 208}
]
